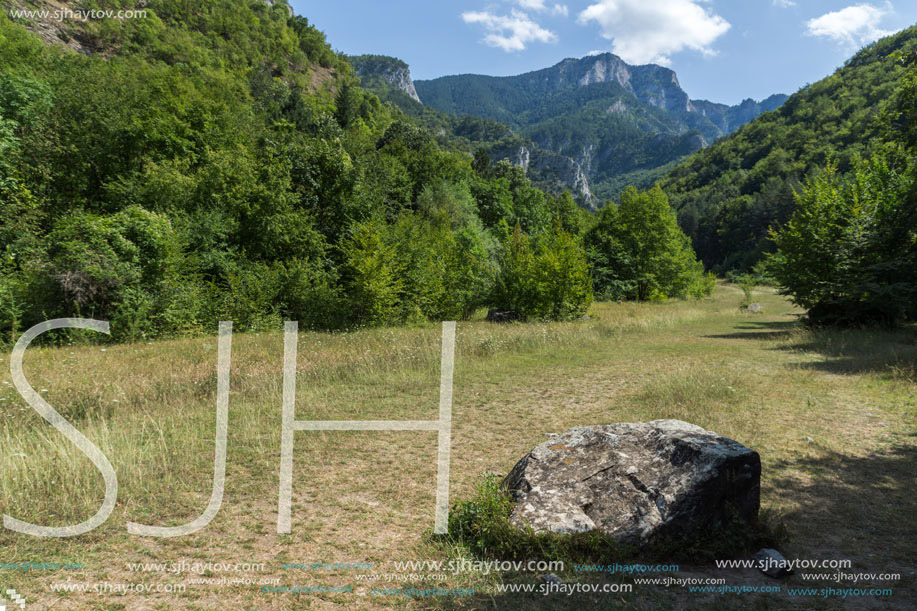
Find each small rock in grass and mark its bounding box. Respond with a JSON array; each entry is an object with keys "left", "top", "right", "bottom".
[
  {"left": 754, "top": 548, "right": 793, "bottom": 577},
  {"left": 486, "top": 309, "right": 523, "bottom": 323},
  {"left": 538, "top": 573, "right": 563, "bottom": 585}
]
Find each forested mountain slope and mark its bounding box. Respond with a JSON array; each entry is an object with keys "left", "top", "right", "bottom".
[
  {"left": 415, "top": 53, "right": 786, "bottom": 200},
  {"left": 350, "top": 53, "right": 598, "bottom": 207},
  {"left": 0, "top": 0, "right": 603, "bottom": 340},
  {"left": 663, "top": 26, "right": 917, "bottom": 272}
]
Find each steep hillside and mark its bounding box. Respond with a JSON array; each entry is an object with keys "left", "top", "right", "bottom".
[
  {"left": 349, "top": 54, "right": 420, "bottom": 102},
  {"left": 0, "top": 0, "right": 597, "bottom": 340},
  {"left": 350, "top": 54, "right": 597, "bottom": 206},
  {"left": 663, "top": 26, "right": 917, "bottom": 271},
  {"left": 415, "top": 53, "right": 786, "bottom": 199}
]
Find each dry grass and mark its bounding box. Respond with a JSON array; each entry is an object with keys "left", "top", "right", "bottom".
[{"left": 0, "top": 284, "right": 913, "bottom": 609}]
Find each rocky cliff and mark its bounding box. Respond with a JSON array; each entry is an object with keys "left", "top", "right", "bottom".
[
  {"left": 354, "top": 51, "right": 786, "bottom": 204},
  {"left": 349, "top": 54, "right": 421, "bottom": 103},
  {"left": 415, "top": 54, "right": 787, "bottom": 199},
  {"left": 489, "top": 142, "right": 596, "bottom": 207},
  {"left": 549, "top": 54, "right": 693, "bottom": 115},
  {"left": 689, "top": 94, "right": 789, "bottom": 134}
]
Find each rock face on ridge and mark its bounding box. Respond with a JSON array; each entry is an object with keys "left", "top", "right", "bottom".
[
  {"left": 349, "top": 54, "right": 421, "bottom": 103},
  {"left": 415, "top": 52, "right": 786, "bottom": 138},
  {"left": 503, "top": 420, "right": 761, "bottom": 543},
  {"left": 489, "top": 143, "right": 596, "bottom": 207},
  {"left": 415, "top": 54, "right": 787, "bottom": 199}
]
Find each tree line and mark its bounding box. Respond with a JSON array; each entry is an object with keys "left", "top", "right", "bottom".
[{"left": 0, "top": 1, "right": 712, "bottom": 343}]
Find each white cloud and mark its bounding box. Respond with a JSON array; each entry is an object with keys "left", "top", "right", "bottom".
[
  {"left": 577, "top": 0, "right": 730, "bottom": 66},
  {"left": 462, "top": 9, "right": 558, "bottom": 52},
  {"left": 806, "top": 4, "right": 892, "bottom": 46},
  {"left": 773, "top": 0, "right": 796, "bottom": 8},
  {"left": 516, "top": 1, "right": 568, "bottom": 17},
  {"left": 586, "top": 49, "right": 604, "bottom": 56}
]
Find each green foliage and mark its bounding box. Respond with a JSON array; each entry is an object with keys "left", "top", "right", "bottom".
[
  {"left": 472, "top": 148, "right": 493, "bottom": 178},
  {"left": 289, "top": 15, "right": 338, "bottom": 68},
  {"left": 470, "top": 177, "right": 514, "bottom": 229},
  {"left": 0, "top": 2, "right": 718, "bottom": 343},
  {"left": 769, "top": 48, "right": 917, "bottom": 327},
  {"left": 349, "top": 57, "right": 520, "bottom": 166},
  {"left": 492, "top": 226, "right": 537, "bottom": 316},
  {"left": 492, "top": 160, "right": 552, "bottom": 233},
  {"left": 684, "top": 270, "right": 717, "bottom": 301},
  {"left": 552, "top": 190, "right": 588, "bottom": 236},
  {"left": 341, "top": 219, "right": 402, "bottom": 327},
  {"left": 585, "top": 187, "right": 711, "bottom": 301},
  {"left": 665, "top": 27, "right": 917, "bottom": 272},
  {"left": 736, "top": 274, "right": 756, "bottom": 308},
  {"left": 46, "top": 206, "right": 176, "bottom": 310},
  {"left": 218, "top": 258, "right": 343, "bottom": 333},
  {"left": 414, "top": 56, "right": 785, "bottom": 205},
  {"left": 341, "top": 182, "right": 496, "bottom": 327},
  {"left": 887, "top": 51, "right": 917, "bottom": 148},
  {"left": 492, "top": 224, "right": 593, "bottom": 320},
  {"left": 334, "top": 80, "right": 369, "bottom": 129},
  {"left": 533, "top": 224, "right": 594, "bottom": 320},
  {"left": 770, "top": 157, "right": 916, "bottom": 326}
]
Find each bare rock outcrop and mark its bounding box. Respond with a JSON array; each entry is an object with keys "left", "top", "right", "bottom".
[{"left": 503, "top": 420, "right": 760, "bottom": 543}]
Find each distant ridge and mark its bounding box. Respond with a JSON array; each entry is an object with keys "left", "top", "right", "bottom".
[{"left": 413, "top": 53, "right": 787, "bottom": 199}]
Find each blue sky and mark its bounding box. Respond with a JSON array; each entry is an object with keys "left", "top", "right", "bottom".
[{"left": 290, "top": 1, "right": 917, "bottom": 105}]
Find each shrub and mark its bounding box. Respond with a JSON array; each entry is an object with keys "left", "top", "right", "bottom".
[
  {"left": 445, "top": 474, "right": 633, "bottom": 562},
  {"left": 276, "top": 258, "right": 346, "bottom": 330},
  {"left": 445, "top": 226, "right": 496, "bottom": 319},
  {"left": 532, "top": 224, "right": 593, "bottom": 320},
  {"left": 45, "top": 206, "right": 177, "bottom": 317},
  {"left": 685, "top": 270, "right": 717, "bottom": 301},
  {"left": 416, "top": 181, "right": 497, "bottom": 319},
  {"left": 491, "top": 226, "right": 538, "bottom": 316},
  {"left": 0, "top": 272, "right": 27, "bottom": 342},
  {"left": 470, "top": 177, "right": 514, "bottom": 229},
  {"left": 735, "top": 273, "right": 756, "bottom": 308}
]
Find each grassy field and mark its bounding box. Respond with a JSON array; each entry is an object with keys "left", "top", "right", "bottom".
[{"left": 0, "top": 284, "right": 914, "bottom": 609}]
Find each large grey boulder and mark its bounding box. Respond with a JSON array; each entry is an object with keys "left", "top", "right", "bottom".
[{"left": 503, "top": 420, "right": 760, "bottom": 542}]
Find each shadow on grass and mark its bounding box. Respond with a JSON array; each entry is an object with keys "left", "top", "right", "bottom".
[
  {"left": 780, "top": 325, "right": 917, "bottom": 379},
  {"left": 767, "top": 438, "right": 916, "bottom": 568},
  {"left": 708, "top": 319, "right": 917, "bottom": 380},
  {"left": 704, "top": 320, "right": 798, "bottom": 342}
]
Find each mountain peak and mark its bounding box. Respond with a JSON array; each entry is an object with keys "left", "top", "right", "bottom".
[
  {"left": 576, "top": 54, "right": 633, "bottom": 88},
  {"left": 413, "top": 55, "right": 788, "bottom": 200}
]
